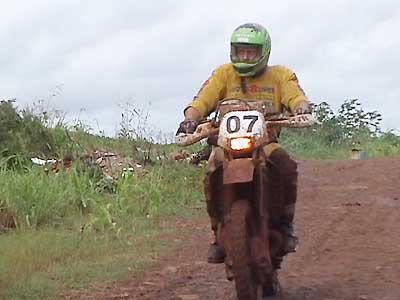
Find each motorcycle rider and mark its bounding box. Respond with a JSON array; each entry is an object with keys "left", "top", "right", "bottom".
[{"left": 177, "top": 23, "right": 311, "bottom": 264}]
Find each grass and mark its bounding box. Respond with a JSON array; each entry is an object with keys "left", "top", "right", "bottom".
[
  {"left": 0, "top": 223, "right": 175, "bottom": 300},
  {"left": 280, "top": 128, "right": 400, "bottom": 160},
  {"left": 0, "top": 160, "right": 204, "bottom": 228},
  {"left": 0, "top": 160, "right": 205, "bottom": 300}
]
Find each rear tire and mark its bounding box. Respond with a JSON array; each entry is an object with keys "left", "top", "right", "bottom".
[{"left": 228, "top": 200, "right": 260, "bottom": 300}]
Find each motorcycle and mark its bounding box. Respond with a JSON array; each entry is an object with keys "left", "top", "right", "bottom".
[{"left": 176, "top": 99, "right": 316, "bottom": 299}]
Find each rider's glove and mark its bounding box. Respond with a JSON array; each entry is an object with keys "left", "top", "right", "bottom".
[
  {"left": 294, "top": 101, "right": 311, "bottom": 115},
  {"left": 176, "top": 119, "right": 199, "bottom": 135}
]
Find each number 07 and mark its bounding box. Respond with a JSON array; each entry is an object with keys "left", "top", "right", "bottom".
[{"left": 226, "top": 115, "right": 259, "bottom": 133}]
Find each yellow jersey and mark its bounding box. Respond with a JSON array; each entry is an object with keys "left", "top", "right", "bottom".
[{"left": 186, "top": 63, "right": 308, "bottom": 117}]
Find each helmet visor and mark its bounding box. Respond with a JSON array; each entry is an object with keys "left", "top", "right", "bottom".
[{"left": 231, "top": 44, "right": 262, "bottom": 64}]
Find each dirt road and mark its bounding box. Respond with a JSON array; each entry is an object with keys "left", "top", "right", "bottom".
[{"left": 74, "top": 158, "right": 400, "bottom": 300}]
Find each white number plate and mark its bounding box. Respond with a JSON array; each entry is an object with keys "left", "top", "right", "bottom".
[{"left": 219, "top": 110, "right": 265, "bottom": 139}]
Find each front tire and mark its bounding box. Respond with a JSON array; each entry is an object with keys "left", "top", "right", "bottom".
[{"left": 228, "top": 200, "right": 260, "bottom": 300}]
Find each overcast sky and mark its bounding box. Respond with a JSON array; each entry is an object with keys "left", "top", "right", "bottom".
[{"left": 1, "top": 0, "right": 399, "bottom": 139}]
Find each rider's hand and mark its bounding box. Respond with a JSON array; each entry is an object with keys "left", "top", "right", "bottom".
[
  {"left": 176, "top": 119, "right": 199, "bottom": 135},
  {"left": 294, "top": 101, "right": 311, "bottom": 115}
]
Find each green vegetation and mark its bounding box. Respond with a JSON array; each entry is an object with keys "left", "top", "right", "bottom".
[
  {"left": 0, "top": 160, "right": 204, "bottom": 300},
  {"left": 0, "top": 226, "right": 167, "bottom": 300},
  {"left": 0, "top": 98, "right": 399, "bottom": 299},
  {"left": 281, "top": 99, "right": 400, "bottom": 159},
  {"left": 0, "top": 99, "right": 204, "bottom": 300},
  {"left": 0, "top": 162, "right": 202, "bottom": 299}
]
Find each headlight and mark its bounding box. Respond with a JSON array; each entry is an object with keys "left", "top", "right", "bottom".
[{"left": 230, "top": 137, "right": 254, "bottom": 151}]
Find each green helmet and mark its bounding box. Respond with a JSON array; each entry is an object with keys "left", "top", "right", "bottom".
[{"left": 230, "top": 23, "right": 271, "bottom": 77}]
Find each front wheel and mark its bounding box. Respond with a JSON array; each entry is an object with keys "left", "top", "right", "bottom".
[{"left": 227, "top": 200, "right": 261, "bottom": 300}]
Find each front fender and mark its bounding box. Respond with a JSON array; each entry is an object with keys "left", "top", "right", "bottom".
[{"left": 223, "top": 158, "right": 254, "bottom": 184}]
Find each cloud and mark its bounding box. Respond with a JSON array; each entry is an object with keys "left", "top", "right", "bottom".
[{"left": 0, "top": 0, "right": 399, "bottom": 136}]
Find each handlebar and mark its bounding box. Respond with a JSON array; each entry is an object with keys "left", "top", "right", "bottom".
[{"left": 175, "top": 114, "right": 317, "bottom": 146}]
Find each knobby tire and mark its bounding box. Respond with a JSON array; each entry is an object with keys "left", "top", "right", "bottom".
[{"left": 229, "top": 200, "right": 260, "bottom": 300}]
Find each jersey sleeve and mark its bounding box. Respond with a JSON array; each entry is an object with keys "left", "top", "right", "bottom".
[
  {"left": 280, "top": 67, "right": 308, "bottom": 112},
  {"left": 185, "top": 66, "right": 227, "bottom": 117}
]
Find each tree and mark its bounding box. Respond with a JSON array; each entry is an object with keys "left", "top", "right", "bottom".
[{"left": 312, "top": 99, "right": 382, "bottom": 144}]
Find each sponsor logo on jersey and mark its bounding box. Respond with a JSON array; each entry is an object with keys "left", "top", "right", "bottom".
[{"left": 233, "top": 85, "right": 274, "bottom": 94}]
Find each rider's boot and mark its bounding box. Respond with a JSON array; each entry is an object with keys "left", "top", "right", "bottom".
[
  {"left": 280, "top": 204, "right": 298, "bottom": 253},
  {"left": 262, "top": 271, "right": 281, "bottom": 297},
  {"left": 207, "top": 228, "right": 226, "bottom": 264},
  {"left": 224, "top": 257, "right": 234, "bottom": 281}
]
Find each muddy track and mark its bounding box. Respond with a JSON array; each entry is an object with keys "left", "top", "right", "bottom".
[{"left": 66, "top": 158, "right": 400, "bottom": 300}]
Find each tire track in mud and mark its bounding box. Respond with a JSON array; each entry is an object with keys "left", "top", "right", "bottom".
[{"left": 65, "top": 158, "right": 400, "bottom": 300}]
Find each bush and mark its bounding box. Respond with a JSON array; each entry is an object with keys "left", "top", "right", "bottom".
[
  {"left": 281, "top": 99, "right": 399, "bottom": 159},
  {"left": 0, "top": 99, "right": 71, "bottom": 159}
]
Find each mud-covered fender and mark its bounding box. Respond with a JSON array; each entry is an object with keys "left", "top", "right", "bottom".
[{"left": 223, "top": 158, "right": 254, "bottom": 184}]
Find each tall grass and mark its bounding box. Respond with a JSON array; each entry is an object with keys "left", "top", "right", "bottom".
[
  {"left": 0, "top": 159, "right": 204, "bottom": 300},
  {"left": 0, "top": 160, "right": 203, "bottom": 229}
]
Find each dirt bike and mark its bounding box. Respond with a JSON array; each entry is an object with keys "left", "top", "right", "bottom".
[{"left": 176, "top": 99, "right": 316, "bottom": 299}]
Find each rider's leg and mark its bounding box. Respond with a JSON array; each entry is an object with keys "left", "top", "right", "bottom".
[
  {"left": 268, "top": 147, "right": 299, "bottom": 254},
  {"left": 205, "top": 170, "right": 226, "bottom": 263},
  {"left": 204, "top": 147, "right": 226, "bottom": 264}
]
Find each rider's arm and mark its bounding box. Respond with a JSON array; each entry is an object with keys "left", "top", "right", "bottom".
[
  {"left": 184, "top": 106, "right": 202, "bottom": 122},
  {"left": 184, "top": 65, "right": 228, "bottom": 118},
  {"left": 279, "top": 67, "right": 310, "bottom": 113}
]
